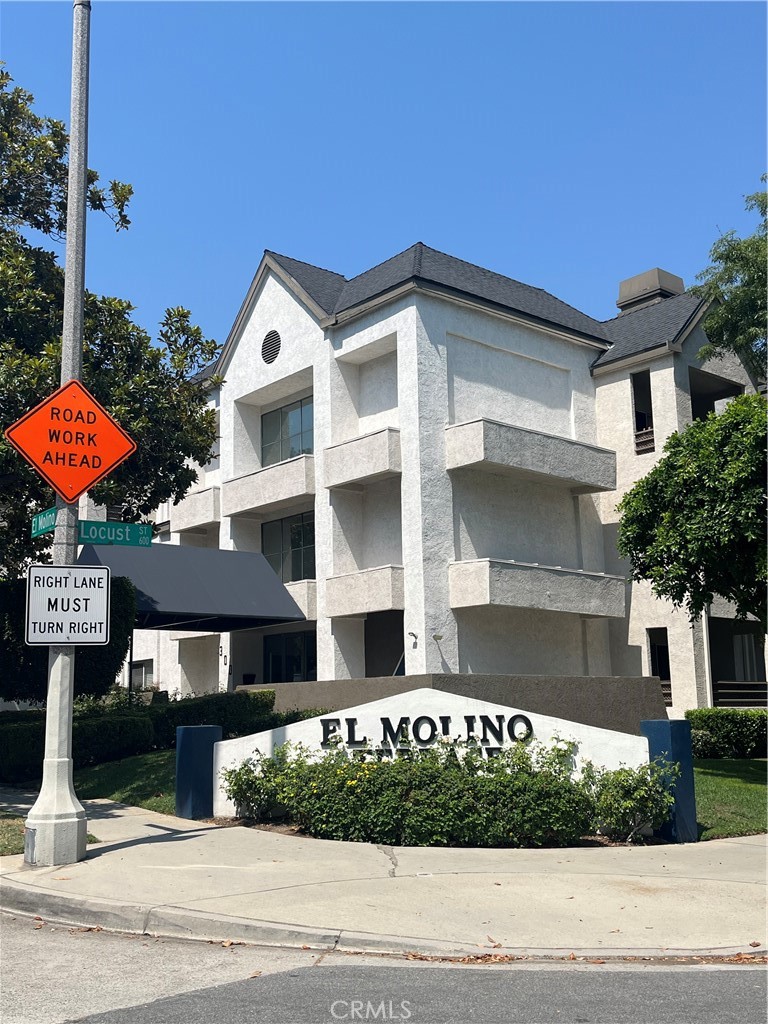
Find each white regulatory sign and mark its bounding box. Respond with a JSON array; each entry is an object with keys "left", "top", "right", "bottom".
[{"left": 25, "top": 565, "right": 111, "bottom": 646}]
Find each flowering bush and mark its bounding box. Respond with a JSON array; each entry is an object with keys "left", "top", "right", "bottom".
[{"left": 222, "top": 738, "right": 643, "bottom": 848}]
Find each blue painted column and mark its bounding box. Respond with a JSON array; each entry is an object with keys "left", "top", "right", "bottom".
[
  {"left": 640, "top": 719, "right": 698, "bottom": 843},
  {"left": 175, "top": 725, "right": 222, "bottom": 819}
]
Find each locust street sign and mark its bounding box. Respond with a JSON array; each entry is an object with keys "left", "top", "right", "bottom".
[
  {"left": 4, "top": 379, "right": 136, "bottom": 504},
  {"left": 31, "top": 506, "right": 59, "bottom": 538},
  {"left": 25, "top": 564, "right": 111, "bottom": 646},
  {"left": 78, "top": 520, "right": 152, "bottom": 547}
]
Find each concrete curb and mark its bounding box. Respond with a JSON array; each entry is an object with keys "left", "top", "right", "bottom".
[{"left": 1, "top": 877, "right": 764, "bottom": 961}]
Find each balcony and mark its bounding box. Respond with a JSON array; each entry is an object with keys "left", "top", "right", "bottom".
[
  {"left": 324, "top": 428, "right": 401, "bottom": 489},
  {"left": 285, "top": 579, "right": 317, "bottom": 621},
  {"left": 449, "top": 559, "right": 625, "bottom": 619},
  {"left": 222, "top": 456, "right": 315, "bottom": 518},
  {"left": 634, "top": 428, "right": 655, "bottom": 455},
  {"left": 169, "top": 486, "right": 220, "bottom": 533},
  {"left": 325, "top": 565, "right": 404, "bottom": 618},
  {"left": 445, "top": 419, "right": 616, "bottom": 494}
]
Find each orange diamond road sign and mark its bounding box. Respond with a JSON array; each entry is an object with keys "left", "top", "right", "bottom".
[{"left": 4, "top": 379, "right": 136, "bottom": 504}]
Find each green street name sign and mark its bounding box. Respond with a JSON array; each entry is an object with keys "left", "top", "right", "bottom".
[
  {"left": 31, "top": 506, "right": 58, "bottom": 538},
  {"left": 77, "top": 520, "right": 153, "bottom": 547}
]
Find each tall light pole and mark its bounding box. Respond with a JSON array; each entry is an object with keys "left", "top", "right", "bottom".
[{"left": 24, "top": 0, "right": 91, "bottom": 867}]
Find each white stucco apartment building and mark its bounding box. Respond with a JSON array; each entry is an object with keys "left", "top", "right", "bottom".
[{"left": 130, "top": 245, "right": 764, "bottom": 713}]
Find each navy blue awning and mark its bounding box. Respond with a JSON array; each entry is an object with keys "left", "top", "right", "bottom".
[{"left": 77, "top": 543, "right": 305, "bottom": 632}]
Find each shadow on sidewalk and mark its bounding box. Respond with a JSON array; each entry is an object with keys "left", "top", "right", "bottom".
[{"left": 84, "top": 822, "right": 221, "bottom": 859}]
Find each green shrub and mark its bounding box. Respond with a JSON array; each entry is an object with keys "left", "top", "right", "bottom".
[
  {"left": 685, "top": 708, "right": 767, "bottom": 758},
  {"left": 690, "top": 728, "right": 717, "bottom": 759},
  {"left": 72, "top": 715, "right": 154, "bottom": 768},
  {"left": 0, "top": 709, "right": 46, "bottom": 724},
  {"left": 279, "top": 706, "right": 334, "bottom": 726},
  {"left": 0, "top": 689, "right": 285, "bottom": 782},
  {"left": 0, "top": 714, "right": 153, "bottom": 782},
  {"left": 148, "top": 689, "right": 278, "bottom": 748},
  {"left": 585, "top": 759, "right": 679, "bottom": 844},
  {"left": 0, "top": 720, "right": 45, "bottom": 782},
  {"left": 222, "top": 739, "right": 598, "bottom": 848}
]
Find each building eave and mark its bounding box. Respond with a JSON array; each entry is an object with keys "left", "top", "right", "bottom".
[
  {"left": 324, "top": 278, "right": 611, "bottom": 351},
  {"left": 216, "top": 254, "right": 331, "bottom": 376}
]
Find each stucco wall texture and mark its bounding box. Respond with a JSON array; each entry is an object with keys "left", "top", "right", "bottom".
[{"left": 129, "top": 259, "right": 758, "bottom": 712}]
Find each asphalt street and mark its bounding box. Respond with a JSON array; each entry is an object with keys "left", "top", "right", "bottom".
[{"left": 1, "top": 914, "right": 765, "bottom": 1024}]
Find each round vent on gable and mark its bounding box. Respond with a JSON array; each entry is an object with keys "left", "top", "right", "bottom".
[{"left": 262, "top": 330, "right": 281, "bottom": 364}]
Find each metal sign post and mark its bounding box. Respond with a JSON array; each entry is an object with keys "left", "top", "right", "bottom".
[{"left": 24, "top": 0, "right": 92, "bottom": 867}]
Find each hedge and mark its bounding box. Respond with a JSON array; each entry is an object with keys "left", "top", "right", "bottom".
[
  {"left": 686, "top": 708, "right": 767, "bottom": 759},
  {"left": 147, "top": 690, "right": 278, "bottom": 747},
  {"left": 0, "top": 715, "right": 154, "bottom": 784},
  {"left": 222, "top": 740, "right": 677, "bottom": 847},
  {"left": 0, "top": 689, "right": 314, "bottom": 783}
]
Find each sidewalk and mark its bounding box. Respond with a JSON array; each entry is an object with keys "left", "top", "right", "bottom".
[{"left": 1, "top": 789, "right": 765, "bottom": 959}]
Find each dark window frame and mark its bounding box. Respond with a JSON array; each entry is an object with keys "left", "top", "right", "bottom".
[
  {"left": 263, "top": 630, "right": 317, "bottom": 683},
  {"left": 261, "top": 396, "right": 313, "bottom": 468},
  {"left": 261, "top": 511, "right": 315, "bottom": 583}
]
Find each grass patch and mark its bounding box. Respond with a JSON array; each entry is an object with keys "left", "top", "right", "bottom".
[
  {"left": 694, "top": 759, "right": 767, "bottom": 840},
  {"left": 73, "top": 749, "right": 176, "bottom": 816}
]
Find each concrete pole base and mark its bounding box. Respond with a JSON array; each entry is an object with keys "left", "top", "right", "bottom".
[{"left": 24, "top": 757, "right": 88, "bottom": 867}]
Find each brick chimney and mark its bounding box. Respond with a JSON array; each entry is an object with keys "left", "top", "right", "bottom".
[{"left": 617, "top": 268, "right": 684, "bottom": 314}]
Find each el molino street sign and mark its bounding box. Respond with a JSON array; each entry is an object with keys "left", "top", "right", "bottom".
[{"left": 4, "top": 379, "right": 136, "bottom": 504}]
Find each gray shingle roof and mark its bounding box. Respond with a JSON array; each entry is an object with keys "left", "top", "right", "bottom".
[
  {"left": 267, "top": 243, "right": 610, "bottom": 343},
  {"left": 335, "top": 244, "right": 611, "bottom": 342},
  {"left": 595, "top": 292, "right": 706, "bottom": 368},
  {"left": 267, "top": 251, "right": 347, "bottom": 315},
  {"left": 263, "top": 244, "right": 706, "bottom": 364}
]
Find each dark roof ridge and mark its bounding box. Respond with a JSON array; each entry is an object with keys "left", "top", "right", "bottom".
[
  {"left": 413, "top": 242, "right": 557, "bottom": 297},
  {"left": 600, "top": 289, "right": 704, "bottom": 326},
  {"left": 412, "top": 243, "right": 608, "bottom": 327},
  {"left": 340, "top": 241, "right": 423, "bottom": 286},
  {"left": 265, "top": 249, "right": 346, "bottom": 281}
]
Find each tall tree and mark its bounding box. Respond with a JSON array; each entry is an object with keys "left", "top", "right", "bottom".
[
  {"left": 693, "top": 177, "right": 767, "bottom": 380},
  {"left": 0, "top": 68, "right": 220, "bottom": 578},
  {"left": 617, "top": 394, "right": 767, "bottom": 632}
]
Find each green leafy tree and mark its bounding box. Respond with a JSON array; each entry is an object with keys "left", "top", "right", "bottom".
[
  {"left": 617, "top": 394, "right": 767, "bottom": 632},
  {"left": 0, "top": 68, "right": 220, "bottom": 577},
  {"left": 693, "top": 177, "right": 767, "bottom": 380}
]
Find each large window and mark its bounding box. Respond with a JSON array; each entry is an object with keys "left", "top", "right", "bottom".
[
  {"left": 262, "top": 511, "right": 315, "bottom": 583},
  {"left": 264, "top": 631, "right": 317, "bottom": 683},
  {"left": 648, "top": 627, "right": 671, "bottom": 706},
  {"left": 130, "top": 659, "right": 154, "bottom": 691},
  {"left": 631, "top": 371, "right": 654, "bottom": 454},
  {"left": 261, "top": 396, "right": 313, "bottom": 468}
]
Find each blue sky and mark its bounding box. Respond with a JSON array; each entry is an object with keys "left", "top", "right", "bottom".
[{"left": 2, "top": 1, "right": 765, "bottom": 347}]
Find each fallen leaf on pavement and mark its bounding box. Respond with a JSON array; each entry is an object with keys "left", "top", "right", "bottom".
[
  {"left": 568, "top": 952, "right": 576, "bottom": 960},
  {"left": 587, "top": 959, "right": 606, "bottom": 964},
  {"left": 33, "top": 916, "right": 43, "bottom": 921},
  {"left": 249, "top": 971, "right": 262, "bottom": 978},
  {"left": 749, "top": 941, "right": 762, "bottom": 948},
  {"left": 301, "top": 945, "right": 311, "bottom": 950}
]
